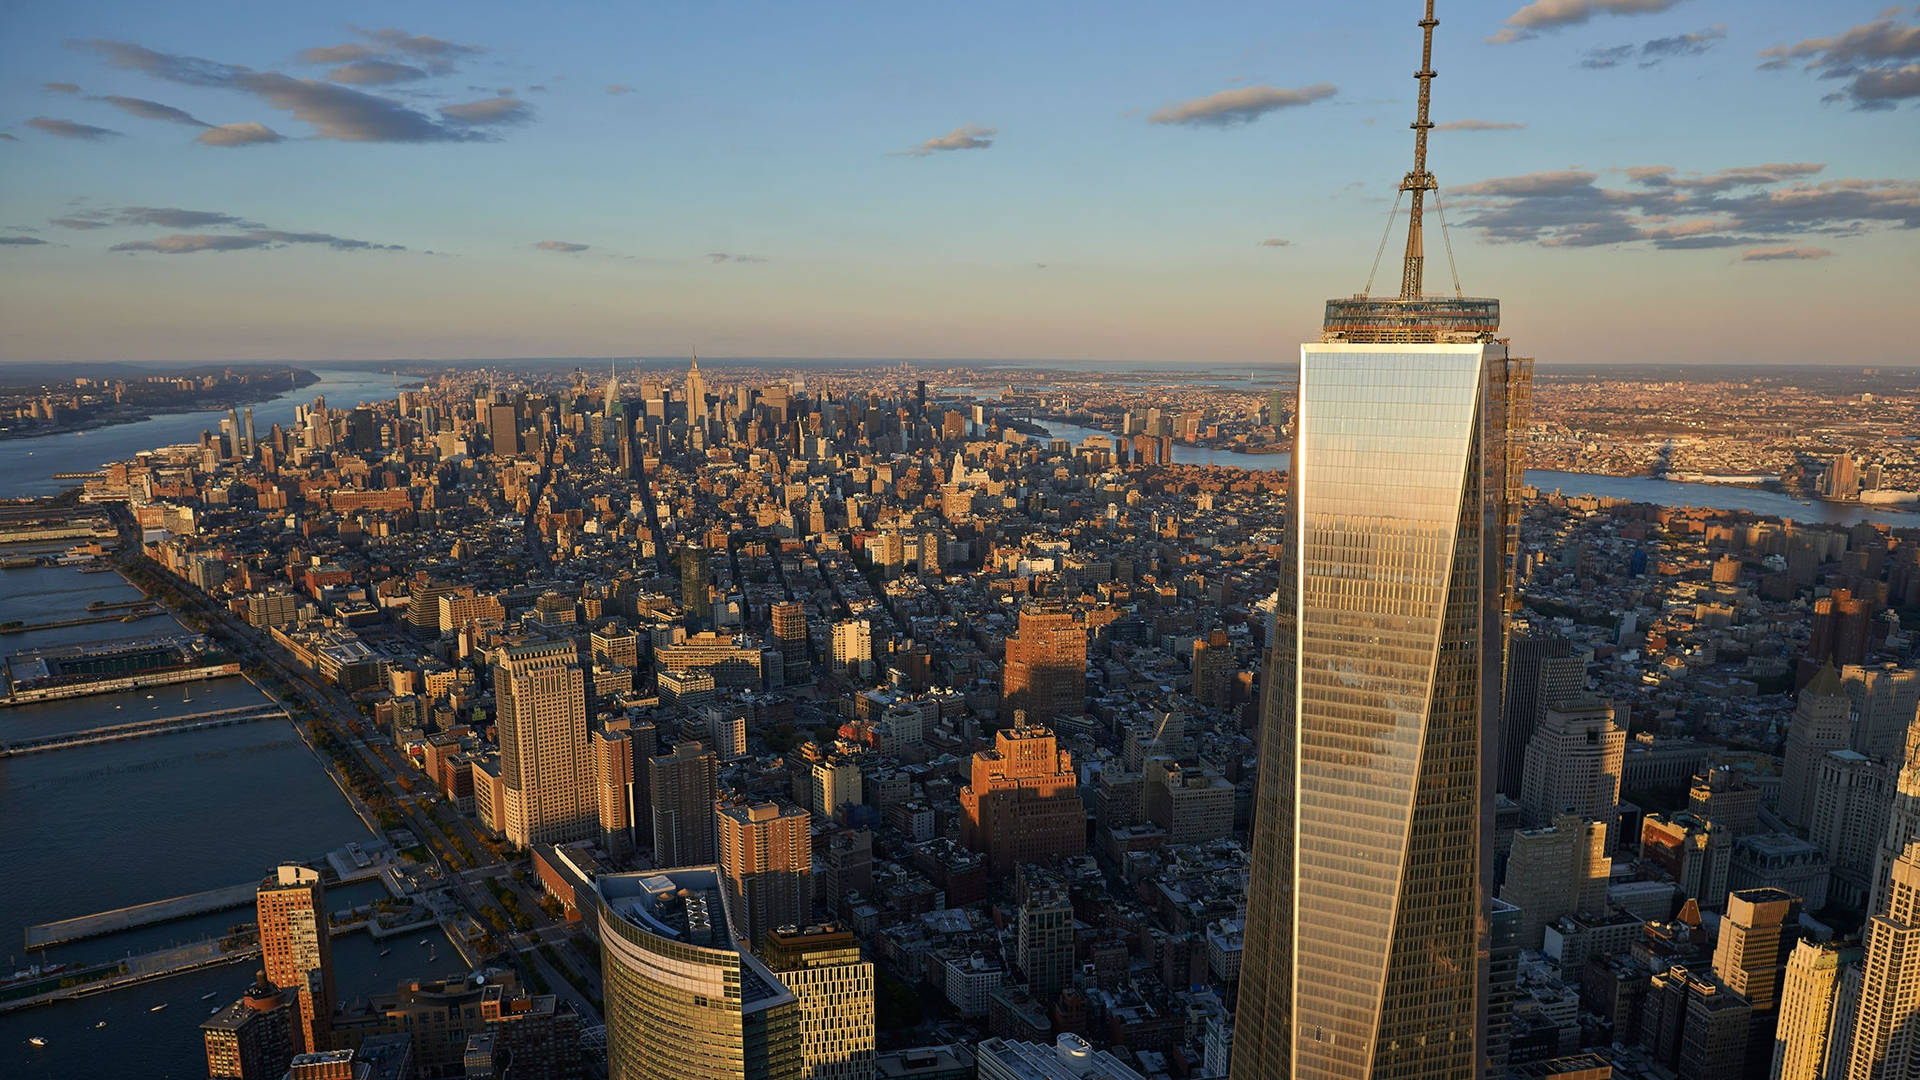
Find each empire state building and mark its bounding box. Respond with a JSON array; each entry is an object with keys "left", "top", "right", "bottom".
[{"left": 1231, "top": 3, "right": 1531, "bottom": 1078}]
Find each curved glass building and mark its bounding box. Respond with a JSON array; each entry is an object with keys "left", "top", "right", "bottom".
[{"left": 595, "top": 868, "right": 802, "bottom": 1080}]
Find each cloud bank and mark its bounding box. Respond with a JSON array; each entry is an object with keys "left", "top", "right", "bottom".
[{"left": 1149, "top": 83, "right": 1336, "bottom": 126}]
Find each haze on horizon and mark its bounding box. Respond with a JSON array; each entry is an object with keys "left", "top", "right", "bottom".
[{"left": 1, "top": 1, "right": 1916, "bottom": 368}]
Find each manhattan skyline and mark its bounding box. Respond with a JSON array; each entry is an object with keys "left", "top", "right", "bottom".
[{"left": 2, "top": 1, "right": 1918, "bottom": 367}]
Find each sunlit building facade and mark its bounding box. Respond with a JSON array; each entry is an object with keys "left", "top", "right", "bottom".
[
  {"left": 1233, "top": 326, "right": 1526, "bottom": 1080},
  {"left": 596, "top": 868, "right": 802, "bottom": 1080}
]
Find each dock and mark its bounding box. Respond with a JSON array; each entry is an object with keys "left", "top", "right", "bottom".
[
  {"left": 24, "top": 882, "right": 262, "bottom": 950},
  {"left": 0, "top": 703, "right": 286, "bottom": 757},
  {"left": 0, "top": 936, "right": 259, "bottom": 1014}
]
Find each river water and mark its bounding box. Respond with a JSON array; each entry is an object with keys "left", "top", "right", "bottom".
[
  {"left": 0, "top": 369, "right": 411, "bottom": 500},
  {"left": 0, "top": 562, "right": 454, "bottom": 1078},
  {"left": 1036, "top": 422, "right": 1920, "bottom": 529}
]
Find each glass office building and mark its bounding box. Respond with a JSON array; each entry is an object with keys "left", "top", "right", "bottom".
[
  {"left": 1233, "top": 297, "right": 1529, "bottom": 1080},
  {"left": 596, "top": 868, "right": 803, "bottom": 1080}
]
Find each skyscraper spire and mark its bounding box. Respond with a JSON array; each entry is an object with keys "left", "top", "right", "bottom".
[{"left": 1399, "top": 0, "right": 1440, "bottom": 299}]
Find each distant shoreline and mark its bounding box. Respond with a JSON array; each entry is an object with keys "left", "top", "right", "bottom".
[{"left": 0, "top": 370, "right": 321, "bottom": 443}]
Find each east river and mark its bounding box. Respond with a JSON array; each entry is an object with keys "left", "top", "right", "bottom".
[{"left": 1036, "top": 422, "right": 1920, "bottom": 530}]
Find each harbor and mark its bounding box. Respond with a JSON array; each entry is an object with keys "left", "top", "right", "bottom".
[{"left": 1, "top": 634, "right": 239, "bottom": 704}]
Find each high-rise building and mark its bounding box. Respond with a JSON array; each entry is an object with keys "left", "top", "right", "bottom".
[
  {"left": 203, "top": 973, "right": 297, "bottom": 1080},
  {"left": 1848, "top": 841, "right": 1920, "bottom": 1076},
  {"left": 679, "top": 546, "right": 713, "bottom": 629},
  {"left": 494, "top": 638, "right": 595, "bottom": 849},
  {"left": 1498, "top": 631, "right": 1575, "bottom": 799},
  {"left": 770, "top": 601, "right": 810, "bottom": 684},
  {"left": 592, "top": 720, "right": 639, "bottom": 860},
  {"left": 1016, "top": 887, "right": 1075, "bottom": 1005},
  {"left": 976, "top": 1035, "right": 1146, "bottom": 1080},
  {"left": 1773, "top": 939, "right": 1860, "bottom": 1080},
  {"left": 1000, "top": 606, "right": 1086, "bottom": 725},
  {"left": 718, "top": 800, "right": 813, "bottom": 949},
  {"left": 1190, "top": 630, "right": 1233, "bottom": 709},
  {"left": 1812, "top": 750, "right": 1894, "bottom": 910},
  {"left": 1487, "top": 899, "right": 1520, "bottom": 1077},
  {"left": 1782, "top": 664, "right": 1854, "bottom": 828},
  {"left": 1870, "top": 710, "right": 1920, "bottom": 917},
  {"left": 809, "top": 756, "right": 863, "bottom": 822},
  {"left": 489, "top": 402, "right": 518, "bottom": 456},
  {"left": 1642, "top": 812, "right": 1733, "bottom": 910},
  {"left": 650, "top": 741, "right": 719, "bottom": 867},
  {"left": 1232, "top": 6, "right": 1531, "bottom": 1077},
  {"left": 1843, "top": 664, "right": 1920, "bottom": 765},
  {"left": 1688, "top": 766, "right": 1763, "bottom": 836},
  {"left": 595, "top": 868, "right": 802, "bottom": 1080},
  {"left": 1713, "top": 888, "right": 1802, "bottom": 1074},
  {"left": 1498, "top": 814, "right": 1610, "bottom": 949},
  {"left": 761, "top": 925, "right": 877, "bottom": 1080},
  {"left": 257, "top": 865, "right": 335, "bottom": 1054},
  {"left": 1519, "top": 697, "right": 1625, "bottom": 827},
  {"left": 831, "top": 618, "right": 874, "bottom": 681},
  {"left": 959, "top": 724, "right": 1085, "bottom": 877}
]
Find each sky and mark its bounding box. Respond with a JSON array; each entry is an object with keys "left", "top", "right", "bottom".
[{"left": 1, "top": 0, "right": 1916, "bottom": 367}]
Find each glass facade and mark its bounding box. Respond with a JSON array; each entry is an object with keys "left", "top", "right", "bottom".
[
  {"left": 596, "top": 872, "right": 802, "bottom": 1080},
  {"left": 1236, "top": 341, "right": 1517, "bottom": 1080}
]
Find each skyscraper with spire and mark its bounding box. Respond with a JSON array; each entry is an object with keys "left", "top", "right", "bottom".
[
  {"left": 1232, "top": 4, "right": 1531, "bottom": 1078},
  {"left": 686, "top": 349, "right": 706, "bottom": 424}
]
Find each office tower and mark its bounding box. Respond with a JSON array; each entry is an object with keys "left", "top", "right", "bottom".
[
  {"left": 1498, "top": 631, "right": 1574, "bottom": 798},
  {"left": 1782, "top": 664, "right": 1854, "bottom": 827},
  {"left": 959, "top": 724, "right": 1085, "bottom": 877},
  {"left": 1231, "top": 6, "right": 1531, "bottom": 1078},
  {"left": 1848, "top": 841, "right": 1920, "bottom": 1077},
  {"left": 595, "top": 869, "right": 802, "bottom": 1080},
  {"left": 1000, "top": 605, "right": 1086, "bottom": 725},
  {"left": 650, "top": 741, "right": 719, "bottom": 866},
  {"left": 1190, "top": 630, "right": 1234, "bottom": 709},
  {"left": 1812, "top": 750, "right": 1894, "bottom": 910},
  {"left": 1142, "top": 757, "right": 1235, "bottom": 844},
  {"left": 686, "top": 350, "right": 707, "bottom": 424},
  {"left": 1775, "top": 940, "right": 1861, "bottom": 1080},
  {"left": 1871, "top": 712, "right": 1920, "bottom": 917},
  {"left": 1498, "top": 814, "right": 1610, "bottom": 949},
  {"left": 762, "top": 925, "right": 877, "bottom": 1080},
  {"left": 1641, "top": 967, "right": 1753, "bottom": 1080},
  {"left": 493, "top": 638, "right": 595, "bottom": 849},
  {"left": 1714, "top": 889, "right": 1802, "bottom": 1074},
  {"left": 1016, "top": 887, "right": 1075, "bottom": 1005},
  {"left": 1643, "top": 812, "right": 1733, "bottom": 909},
  {"left": 489, "top": 402, "right": 518, "bottom": 455},
  {"left": 810, "top": 756, "right": 863, "bottom": 822},
  {"left": 592, "top": 721, "right": 638, "bottom": 860},
  {"left": 679, "top": 545, "right": 713, "bottom": 628},
  {"left": 831, "top": 618, "right": 874, "bottom": 680},
  {"left": 718, "top": 800, "right": 813, "bottom": 949},
  {"left": 243, "top": 406, "right": 256, "bottom": 459},
  {"left": 1487, "top": 899, "right": 1520, "bottom": 1077},
  {"left": 1843, "top": 664, "right": 1920, "bottom": 765},
  {"left": 1808, "top": 590, "right": 1871, "bottom": 669},
  {"left": 1520, "top": 697, "right": 1625, "bottom": 827},
  {"left": 258, "top": 865, "right": 335, "bottom": 1054},
  {"left": 1689, "top": 766, "right": 1763, "bottom": 836},
  {"left": 770, "top": 601, "right": 810, "bottom": 683},
  {"left": 204, "top": 973, "right": 296, "bottom": 1080}
]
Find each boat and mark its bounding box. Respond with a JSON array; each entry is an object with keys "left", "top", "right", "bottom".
[
  {"left": 94, "top": 1021, "right": 106, "bottom": 1029},
  {"left": 417, "top": 939, "right": 429, "bottom": 946},
  {"left": 200, "top": 991, "right": 217, "bottom": 1000},
  {"left": 28, "top": 1036, "right": 47, "bottom": 1047},
  {"left": 210, "top": 1006, "right": 221, "bottom": 1015},
  {"left": 379, "top": 948, "right": 391, "bottom": 957},
  {"left": 149, "top": 1002, "right": 167, "bottom": 1012}
]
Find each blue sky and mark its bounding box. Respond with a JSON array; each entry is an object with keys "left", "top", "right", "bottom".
[{"left": 1, "top": 0, "right": 1916, "bottom": 366}]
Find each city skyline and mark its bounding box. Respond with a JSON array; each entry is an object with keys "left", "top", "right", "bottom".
[{"left": 2, "top": 2, "right": 1918, "bottom": 367}]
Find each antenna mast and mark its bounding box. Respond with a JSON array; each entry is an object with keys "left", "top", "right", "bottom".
[{"left": 1399, "top": 0, "right": 1440, "bottom": 300}]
